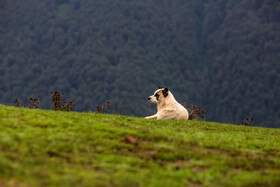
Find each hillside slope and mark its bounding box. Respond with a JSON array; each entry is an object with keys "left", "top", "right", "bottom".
[
  {"left": 0, "top": 0, "right": 279, "bottom": 127},
  {"left": 0, "top": 105, "right": 280, "bottom": 187}
]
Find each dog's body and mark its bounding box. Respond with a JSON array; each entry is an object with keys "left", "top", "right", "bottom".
[{"left": 145, "top": 88, "right": 189, "bottom": 120}]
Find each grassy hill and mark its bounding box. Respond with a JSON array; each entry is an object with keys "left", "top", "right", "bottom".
[{"left": 0, "top": 104, "right": 280, "bottom": 187}]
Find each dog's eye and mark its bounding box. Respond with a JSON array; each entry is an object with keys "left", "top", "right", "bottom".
[{"left": 155, "top": 93, "right": 159, "bottom": 99}]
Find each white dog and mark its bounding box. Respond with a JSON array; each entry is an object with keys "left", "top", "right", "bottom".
[{"left": 145, "top": 87, "right": 189, "bottom": 120}]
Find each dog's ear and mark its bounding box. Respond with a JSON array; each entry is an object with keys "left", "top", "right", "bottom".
[
  {"left": 162, "top": 88, "right": 169, "bottom": 97},
  {"left": 158, "top": 85, "right": 162, "bottom": 89}
]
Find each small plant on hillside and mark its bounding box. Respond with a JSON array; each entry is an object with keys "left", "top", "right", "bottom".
[
  {"left": 13, "top": 99, "right": 20, "bottom": 107},
  {"left": 95, "top": 105, "right": 103, "bottom": 113},
  {"left": 50, "top": 91, "right": 75, "bottom": 111},
  {"left": 63, "top": 99, "right": 75, "bottom": 111},
  {"left": 29, "top": 98, "right": 33, "bottom": 108},
  {"left": 34, "top": 98, "right": 40, "bottom": 109},
  {"left": 103, "top": 100, "right": 111, "bottom": 113},
  {"left": 51, "top": 91, "right": 61, "bottom": 110},
  {"left": 241, "top": 117, "right": 254, "bottom": 126},
  {"left": 95, "top": 100, "right": 111, "bottom": 113},
  {"left": 119, "top": 107, "right": 124, "bottom": 115},
  {"left": 183, "top": 103, "right": 207, "bottom": 120},
  {"left": 29, "top": 98, "right": 40, "bottom": 109}
]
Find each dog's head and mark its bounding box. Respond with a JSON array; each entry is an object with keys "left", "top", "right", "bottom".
[{"left": 148, "top": 87, "right": 169, "bottom": 104}]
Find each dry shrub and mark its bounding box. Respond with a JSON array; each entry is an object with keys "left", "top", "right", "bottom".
[
  {"left": 95, "top": 105, "right": 103, "bottom": 113},
  {"left": 50, "top": 91, "right": 75, "bottom": 111},
  {"left": 182, "top": 103, "right": 207, "bottom": 120},
  {"left": 241, "top": 117, "right": 254, "bottom": 126},
  {"left": 13, "top": 99, "right": 20, "bottom": 107},
  {"left": 29, "top": 98, "right": 40, "bottom": 109}
]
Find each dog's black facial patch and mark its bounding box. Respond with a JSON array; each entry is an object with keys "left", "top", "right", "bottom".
[
  {"left": 155, "top": 93, "right": 160, "bottom": 100},
  {"left": 162, "top": 88, "right": 169, "bottom": 97}
]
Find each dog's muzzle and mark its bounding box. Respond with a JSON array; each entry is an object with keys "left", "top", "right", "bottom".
[{"left": 148, "top": 97, "right": 152, "bottom": 102}]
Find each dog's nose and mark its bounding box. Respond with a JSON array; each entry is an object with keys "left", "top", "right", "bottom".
[{"left": 148, "top": 97, "right": 151, "bottom": 101}]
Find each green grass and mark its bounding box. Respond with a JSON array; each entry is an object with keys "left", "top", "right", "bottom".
[{"left": 0, "top": 104, "right": 280, "bottom": 187}]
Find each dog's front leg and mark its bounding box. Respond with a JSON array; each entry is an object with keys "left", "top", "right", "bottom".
[{"left": 145, "top": 114, "right": 157, "bottom": 119}]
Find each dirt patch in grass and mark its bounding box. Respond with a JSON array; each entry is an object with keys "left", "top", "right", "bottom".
[
  {"left": 188, "top": 180, "right": 204, "bottom": 187},
  {"left": 189, "top": 142, "right": 278, "bottom": 160},
  {"left": 244, "top": 180, "right": 280, "bottom": 187},
  {"left": 33, "top": 124, "right": 51, "bottom": 128},
  {"left": 46, "top": 150, "right": 71, "bottom": 162},
  {"left": 190, "top": 143, "right": 230, "bottom": 156},
  {"left": 0, "top": 180, "right": 31, "bottom": 187}
]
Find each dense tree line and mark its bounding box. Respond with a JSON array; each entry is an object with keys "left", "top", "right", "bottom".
[{"left": 0, "top": 0, "right": 279, "bottom": 127}]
